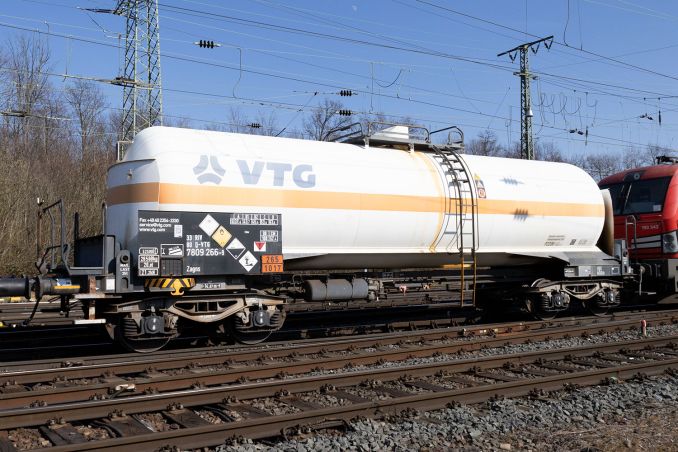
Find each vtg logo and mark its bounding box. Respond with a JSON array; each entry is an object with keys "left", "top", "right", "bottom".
[
  {"left": 194, "top": 155, "right": 316, "bottom": 188},
  {"left": 193, "top": 155, "right": 226, "bottom": 184}
]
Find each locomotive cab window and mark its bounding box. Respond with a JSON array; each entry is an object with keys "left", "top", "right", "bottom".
[
  {"left": 601, "top": 182, "right": 626, "bottom": 215},
  {"left": 601, "top": 176, "right": 671, "bottom": 215}
]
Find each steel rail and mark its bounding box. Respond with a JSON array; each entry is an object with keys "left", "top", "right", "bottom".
[
  {"left": 1, "top": 335, "right": 675, "bottom": 430},
  {"left": 0, "top": 313, "right": 672, "bottom": 409},
  {"left": 38, "top": 357, "right": 678, "bottom": 452},
  {"left": 0, "top": 315, "right": 674, "bottom": 410},
  {"left": 3, "top": 309, "right": 674, "bottom": 377}
]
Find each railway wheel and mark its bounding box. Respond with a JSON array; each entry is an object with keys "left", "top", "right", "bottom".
[
  {"left": 227, "top": 307, "right": 285, "bottom": 345},
  {"left": 115, "top": 315, "right": 173, "bottom": 353},
  {"left": 524, "top": 296, "right": 558, "bottom": 321},
  {"left": 228, "top": 317, "right": 272, "bottom": 345},
  {"left": 586, "top": 290, "right": 618, "bottom": 317},
  {"left": 585, "top": 299, "right": 612, "bottom": 317},
  {"left": 586, "top": 304, "right": 610, "bottom": 317}
]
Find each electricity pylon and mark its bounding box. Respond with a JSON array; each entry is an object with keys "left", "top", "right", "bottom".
[
  {"left": 498, "top": 36, "right": 553, "bottom": 160},
  {"left": 113, "top": 0, "right": 163, "bottom": 158}
]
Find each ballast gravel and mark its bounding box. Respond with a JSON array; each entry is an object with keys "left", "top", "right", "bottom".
[
  {"left": 298, "top": 323, "right": 678, "bottom": 378},
  {"left": 221, "top": 373, "right": 678, "bottom": 452},
  {"left": 219, "top": 323, "right": 678, "bottom": 451}
]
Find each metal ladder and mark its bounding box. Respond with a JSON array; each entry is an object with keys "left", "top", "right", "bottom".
[{"left": 431, "top": 146, "right": 479, "bottom": 306}]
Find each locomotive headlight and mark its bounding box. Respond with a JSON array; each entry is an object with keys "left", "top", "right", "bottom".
[{"left": 663, "top": 230, "right": 678, "bottom": 254}]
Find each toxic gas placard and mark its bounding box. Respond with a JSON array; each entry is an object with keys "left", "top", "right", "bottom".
[{"left": 137, "top": 211, "right": 282, "bottom": 277}]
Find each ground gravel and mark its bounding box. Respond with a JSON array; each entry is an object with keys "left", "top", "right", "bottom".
[
  {"left": 220, "top": 373, "right": 677, "bottom": 452},
  {"left": 218, "top": 323, "right": 678, "bottom": 451},
  {"left": 301, "top": 323, "right": 678, "bottom": 377}
]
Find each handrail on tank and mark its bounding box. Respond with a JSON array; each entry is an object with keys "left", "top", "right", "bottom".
[
  {"left": 430, "top": 125, "right": 464, "bottom": 145},
  {"left": 336, "top": 120, "right": 465, "bottom": 152},
  {"left": 326, "top": 122, "right": 363, "bottom": 142},
  {"left": 366, "top": 121, "right": 430, "bottom": 142}
]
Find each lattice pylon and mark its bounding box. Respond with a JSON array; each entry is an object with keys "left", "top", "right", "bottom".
[{"left": 116, "top": 0, "right": 162, "bottom": 148}]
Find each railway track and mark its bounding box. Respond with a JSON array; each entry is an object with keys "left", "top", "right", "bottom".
[
  {"left": 0, "top": 300, "right": 85, "bottom": 326},
  {"left": 2, "top": 308, "right": 676, "bottom": 374},
  {"left": 1, "top": 298, "right": 675, "bottom": 360},
  {"left": 1, "top": 311, "right": 677, "bottom": 450}
]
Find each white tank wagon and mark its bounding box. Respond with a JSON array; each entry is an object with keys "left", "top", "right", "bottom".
[
  {"left": 107, "top": 126, "right": 607, "bottom": 265},
  {"left": 0, "top": 124, "right": 625, "bottom": 351}
]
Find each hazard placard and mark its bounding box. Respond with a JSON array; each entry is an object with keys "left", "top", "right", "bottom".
[
  {"left": 261, "top": 254, "right": 283, "bottom": 273},
  {"left": 239, "top": 251, "right": 257, "bottom": 272},
  {"left": 137, "top": 210, "right": 282, "bottom": 277},
  {"left": 262, "top": 255, "right": 283, "bottom": 264},
  {"left": 226, "top": 238, "right": 246, "bottom": 259},
  {"left": 199, "top": 214, "right": 219, "bottom": 236},
  {"left": 212, "top": 226, "right": 232, "bottom": 248}
]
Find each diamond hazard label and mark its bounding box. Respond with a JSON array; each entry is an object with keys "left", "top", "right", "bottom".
[
  {"left": 212, "top": 226, "right": 232, "bottom": 248},
  {"left": 199, "top": 214, "right": 219, "bottom": 236},
  {"left": 239, "top": 251, "right": 257, "bottom": 272},
  {"left": 226, "top": 238, "right": 246, "bottom": 259},
  {"left": 253, "top": 241, "right": 266, "bottom": 252}
]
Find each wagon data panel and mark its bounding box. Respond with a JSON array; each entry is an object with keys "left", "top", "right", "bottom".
[{"left": 136, "top": 211, "right": 282, "bottom": 277}]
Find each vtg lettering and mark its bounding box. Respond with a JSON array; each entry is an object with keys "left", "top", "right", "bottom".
[{"left": 237, "top": 160, "right": 315, "bottom": 188}]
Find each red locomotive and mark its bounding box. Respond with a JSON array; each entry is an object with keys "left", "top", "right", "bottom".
[{"left": 599, "top": 156, "right": 678, "bottom": 296}]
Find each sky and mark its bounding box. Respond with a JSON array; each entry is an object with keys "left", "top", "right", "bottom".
[{"left": 1, "top": 0, "right": 678, "bottom": 158}]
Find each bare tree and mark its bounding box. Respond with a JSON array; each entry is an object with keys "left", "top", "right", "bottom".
[
  {"left": 582, "top": 153, "right": 623, "bottom": 181},
  {"left": 164, "top": 115, "right": 192, "bottom": 129},
  {"left": 0, "top": 35, "right": 52, "bottom": 139},
  {"left": 645, "top": 144, "right": 672, "bottom": 164},
  {"left": 303, "top": 99, "right": 352, "bottom": 141},
  {"left": 503, "top": 141, "right": 522, "bottom": 159},
  {"left": 251, "top": 109, "right": 278, "bottom": 136},
  {"left": 0, "top": 35, "right": 115, "bottom": 274},
  {"left": 466, "top": 130, "right": 505, "bottom": 156},
  {"left": 222, "top": 107, "right": 279, "bottom": 136},
  {"left": 535, "top": 141, "right": 566, "bottom": 162},
  {"left": 65, "top": 79, "right": 107, "bottom": 158},
  {"left": 227, "top": 107, "right": 254, "bottom": 134}
]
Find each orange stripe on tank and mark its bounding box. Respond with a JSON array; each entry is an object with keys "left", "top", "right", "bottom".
[
  {"left": 106, "top": 182, "right": 159, "bottom": 205},
  {"left": 157, "top": 183, "right": 442, "bottom": 212},
  {"left": 106, "top": 182, "right": 604, "bottom": 217}
]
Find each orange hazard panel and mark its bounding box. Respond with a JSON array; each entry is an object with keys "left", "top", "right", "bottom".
[{"left": 261, "top": 254, "right": 284, "bottom": 273}]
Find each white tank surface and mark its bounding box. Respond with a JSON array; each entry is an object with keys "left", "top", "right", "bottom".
[{"left": 106, "top": 126, "right": 605, "bottom": 271}]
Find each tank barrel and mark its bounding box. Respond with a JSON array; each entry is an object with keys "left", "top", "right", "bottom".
[{"left": 0, "top": 277, "right": 31, "bottom": 299}]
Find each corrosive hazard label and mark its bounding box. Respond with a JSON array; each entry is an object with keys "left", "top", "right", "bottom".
[{"left": 239, "top": 251, "right": 257, "bottom": 272}]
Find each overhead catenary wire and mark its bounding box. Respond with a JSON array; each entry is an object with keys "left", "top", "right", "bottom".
[
  {"left": 6, "top": 14, "right": 675, "bottom": 114},
  {"left": 3, "top": 3, "right": 674, "bottom": 153},
  {"left": 6, "top": 9, "right": 678, "bottom": 104},
  {"left": 18, "top": 0, "right": 678, "bottom": 90},
  {"left": 0, "top": 63, "right": 664, "bottom": 151},
  {"left": 411, "top": 0, "right": 678, "bottom": 83}
]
